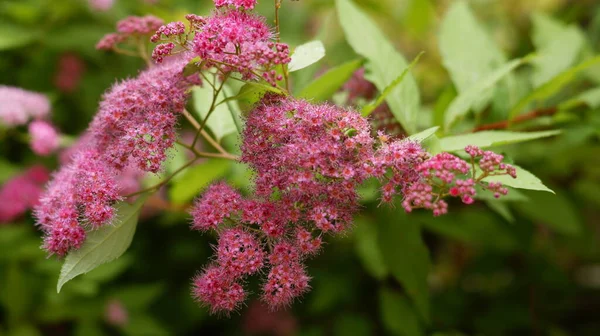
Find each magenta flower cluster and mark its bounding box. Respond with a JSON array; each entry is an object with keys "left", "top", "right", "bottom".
[
  {"left": 151, "top": 1, "right": 291, "bottom": 85},
  {"left": 188, "top": 95, "right": 517, "bottom": 314},
  {"left": 0, "top": 166, "right": 50, "bottom": 223},
  {"left": 35, "top": 57, "right": 192, "bottom": 256}
]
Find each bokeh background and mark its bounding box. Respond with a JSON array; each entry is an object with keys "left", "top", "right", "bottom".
[{"left": 1, "top": 0, "right": 600, "bottom": 335}]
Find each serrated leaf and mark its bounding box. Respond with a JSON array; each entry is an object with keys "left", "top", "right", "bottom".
[
  {"left": 485, "top": 164, "right": 554, "bottom": 194},
  {"left": 169, "top": 159, "right": 230, "bottom": 204},
  {"left": 377, "top": 209, "right": 430, "bottom": 322},
  {"left": 336, "top": 0, "right": 420, "bottom": 134},
  {"left": 407, "top": 126, "right": 439, "bottom": 143},
  {"left": 515, "top": 190, "right": 582, "bottom": 235},
  {"left": 439, "top": 1, "right": 507, "bottom": 113},
  {"left": 362, "top": 52, "right": 423, "bottom": 116},
  {"left": 439, "top": 130, "right": 561, "bottom": 152},
  {"left": 444, "top": 58, "right": 527, "bottom": 130},
  {"left": 509, "top": 55, "right": 600, "bottom": 120},
  {"left": 379, "top": 288, "right": 423, "bottom": 336},
  {"left": 288, "top": 40, "right": 326, "bottom": 72},
  {"left": 298, "top": 58, "right": 363, "bottom": 102},
  {"left": 57, "top": 194, "right": 149, "bottom": 293},
  {"left": 192, "top": 85, "right": 239, "bottom": 142}
]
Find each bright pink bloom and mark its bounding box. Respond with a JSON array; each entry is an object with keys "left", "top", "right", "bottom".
[
  {"left": 216, "top": 228, "right": 265, "bottom": 277},
  {"left": 262, "top": 262, "right": 310, "bottom": 308},
  {"left": 0, "top": 86, "right": 50, "bottom": 126},
  {"left": 192, "top": 265, "right": 246, "bottom": 314},
  {"left": 190, "top": 182, "right": 243, "bottom": 231},
  {"left": 0, "top": 166, "right": 50, "bottom": 223},
  {"left": 29, "top": 120, "right": 60, "bottom": 156}
]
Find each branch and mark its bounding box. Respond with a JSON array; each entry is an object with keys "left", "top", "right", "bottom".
[{"left": 472, "top": 107, "right": 557, "bottom": 132}]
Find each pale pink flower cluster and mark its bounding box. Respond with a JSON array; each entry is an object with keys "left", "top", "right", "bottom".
[
  {"left": 29, "top": 120, "right": 60, "bottom": 156},
  {"left": 0, "top": 166, "right": 50, "bottom": 223},
  {"left": 88, "top": 0, "right": 114, "bottom": 12},
  {"left": 0, "top": 85, "right": 50, "bottom": 126},
  {"left": 97, "top": 15, "right": 164, "bottom": 50},
  {"left": 214, "top": 0, "right": 258, "bottom": 10}
]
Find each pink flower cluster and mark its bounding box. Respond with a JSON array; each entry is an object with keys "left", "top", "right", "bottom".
[
  {"left": 54, "top": 53, "right": 86, "bottom": 93},
  {"left": 214, "top": 0, "right": 257, "bottom": 10},
  {"left": 97, "top": 15, "right": 164, "bottom": 50},
  {"left": 35, "top": 57, "right": 191, "bottom": 256},
  {"left": 152, "top": 2, "right": 291, "bottom": 85},
  {"left": 29, "top": 120, "right": 60, "bottom": 156},
  {"left": 0, "top": 85, "right": 50, "bottom": 126},
  {"left": 0, "top": 166, "right": 50, "bottom": 223},
  {"left": 189, "top": 96, "right": 517, "bottom": 313}
]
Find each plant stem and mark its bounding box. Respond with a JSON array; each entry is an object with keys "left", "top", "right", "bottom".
[
  {"left": 472, "top": 107, "right": 557, "bottom": 132},
  {"left": 191, "top": 75, "right": 228, "bottom": 148}
]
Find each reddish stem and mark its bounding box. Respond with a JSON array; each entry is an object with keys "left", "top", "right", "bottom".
[{"left": 472, "top": 107, "right": 557, "bottom": 132}]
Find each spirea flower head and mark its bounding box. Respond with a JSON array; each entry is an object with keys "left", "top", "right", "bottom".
[
  {"left": 0, "top": 166, "right": 50, "bottom": 223},
  {"left": 97, "top": 15, "right": 164, "bottom": 50},
  {"left": 262, "top": 262, "right": 310, "bottom": 309},
  {"left": 191, "top": 182, "right": 243, "bottom": 231},
  {"left": 29, "top": 120, "right": 60, "bottom": 156},
  {"left": 192, "top": 265, "right": 246, "bottom": 314},
  {"left": 190, "top": 9, "right": 291, "bottom": 85},
  {"left": 0, "top": 86, "right": 50, "bottom": 126},
  {"left": 214, "top": 0, "right": 258, "bottom": 10},
  {"left": 216, "top": 228, "right": 265, "bottom": 277},
  {"left": 90, "top": 57, "right": 191, "bottom": 172}
]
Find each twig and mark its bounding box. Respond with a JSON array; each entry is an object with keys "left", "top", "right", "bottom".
[{"left": 472, "top": 107, "right": 557, "bottom": 132}]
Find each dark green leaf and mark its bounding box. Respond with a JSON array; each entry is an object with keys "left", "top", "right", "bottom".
[{"left": 379, "top": 287, "right": 423, "bottom": 336}]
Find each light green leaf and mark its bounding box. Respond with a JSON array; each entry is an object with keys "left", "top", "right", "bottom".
[
  {"left": 379, "top": 288, "right": 423, "bottom": 336},
  {"left": 531, "top": 13, "right": 568, "bottom": 47},
  {"left": 336, "top": 0, "right": 420, "bottom": 134},
  {"left": 559, "top": 87, "right": 600, "bottom": 110},
  {"left": 225, "top": 81, "right": 284, "bottom": 112},
  {"left": 362, "top": 52, "right": 423, "bottom": 116},
  {"left": 485, "top": 164, "right": 554, "bottom": 193},
  {"left": 288, "top": 40, "right": 326, "bottom": 72},
  {"left": 57, "top": 194, "right": 149, "bottom": 293},
  {"left": 353, "top": 216, "right": 388, "bottom": 279},
  {"left": 169, "top": 159, "right": 230, "bottom": 204},
  {"left": 439, "top": 130, "right": 561, "bottom": 152},
  {"left": 407, "top": 126, "right": 439, "bottom": 143},
  {"left": 377, "top": 209, "right": 430, "bottom": 322},
  {"left": 515, "top": 190, "right": 582, "bottom": 235},
  {"left": 509, "top": 55, "right": 600, "bottom": 120},
  {"left": 439, "top": 1, "right": 506, "bottom": 112},
  {"left": 531, "top": 27, "right": 584, "bottom": 87},
  {"left": 444, "top": 58, "right": 527, "bottom": 130},
  {"left": 192, "top": 86, "right": 239, "bottom": 142},
  {"left": 0, "top": 159, "right": 19, "bottom": 183},
  {"left": 0, "top": 24, "right": 40, "bottom": 50},
  {"left": 298, "top": 58, "right": 363, "bottom": 102}
]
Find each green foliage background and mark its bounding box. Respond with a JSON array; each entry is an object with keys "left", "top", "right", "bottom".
[{"left": 1, "top": 0, "right": 600, "bottom": 335}]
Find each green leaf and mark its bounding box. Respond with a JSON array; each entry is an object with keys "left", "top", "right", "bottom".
[
  {"left": 353, "top": 216, "right": 388, "bottom": 279},
  {"left": 439, "top": 1, "right": 507, "bottom": 112},
  {"left": 334, "top": 313, "right": 373, "bottom": 336},
  {"left": 509, "top": 55, "right": 600, "bottom": 120},
  {"left": 485, "top": 164, "right": 554, "bottom": 194},
  {"left": 298, "top": 58, "right": 363, "bottom": 102},
  {"left": 559, "top": 87, "right": 600, "bottom": 110},
  {"left": 0, "top": 159, "right": 19, "bottom": 183},
  {"left": 407, "top": 126, "right": 439, "bottom": 143},
  {"left": 377, "top": 209, "right": 430, "bottom": 322},
  {"left": 444, "top": 58, "right": 527, "bottom": 130},
  {"left": 379, "top": 287, "right": 423, "bottom": 336},
  {"left": 57, "top": 194, "right": 149, "bottom": 293},
  {"left": 169, "top": 159, "right": 230, "bottom": 204},
  {"left": 288, "top": 40, "right": 326, "bottom": 72},
  {"left": 362, "top": 52, "right": 423, "bottom": 116},
  {"left": 0, "top": 24, "right": 40, "bottom": 50},
  {"left": 515, "top": 190, "right": 582, "bottom": 235},
  {"left": 439, "top": 130, "right": 561, "bottom": 152},
  {"left": 418, "top": 211, "right": 519, "bottom": 251},
  {"left": 225, "top": 82, "right": 284, "bottom": 112},
  {"left": 336, "top": 0, "right": 420, "bottom": 134},
  {"left": 485, "top": 200, "right": 515, "bottom": 223},
  {"left": 192, "top": 85, "right": 239, "bottom": 142}
]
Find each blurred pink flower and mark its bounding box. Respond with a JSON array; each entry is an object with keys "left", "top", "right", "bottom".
[
  {"left": 29, "top": 120, "right": 60, "bottom": 156},
  {"left": 0, "top": 166, "right": 50, "bottom": 223}
]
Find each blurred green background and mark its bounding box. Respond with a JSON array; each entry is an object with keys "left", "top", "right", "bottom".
[{"left": 2, "top": 0, "right": 600, "bottom": 335}]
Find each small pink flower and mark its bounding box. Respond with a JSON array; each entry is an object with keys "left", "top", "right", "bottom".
[{"left": 29, "top": 120, "right": 60, "bottom": 156}]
